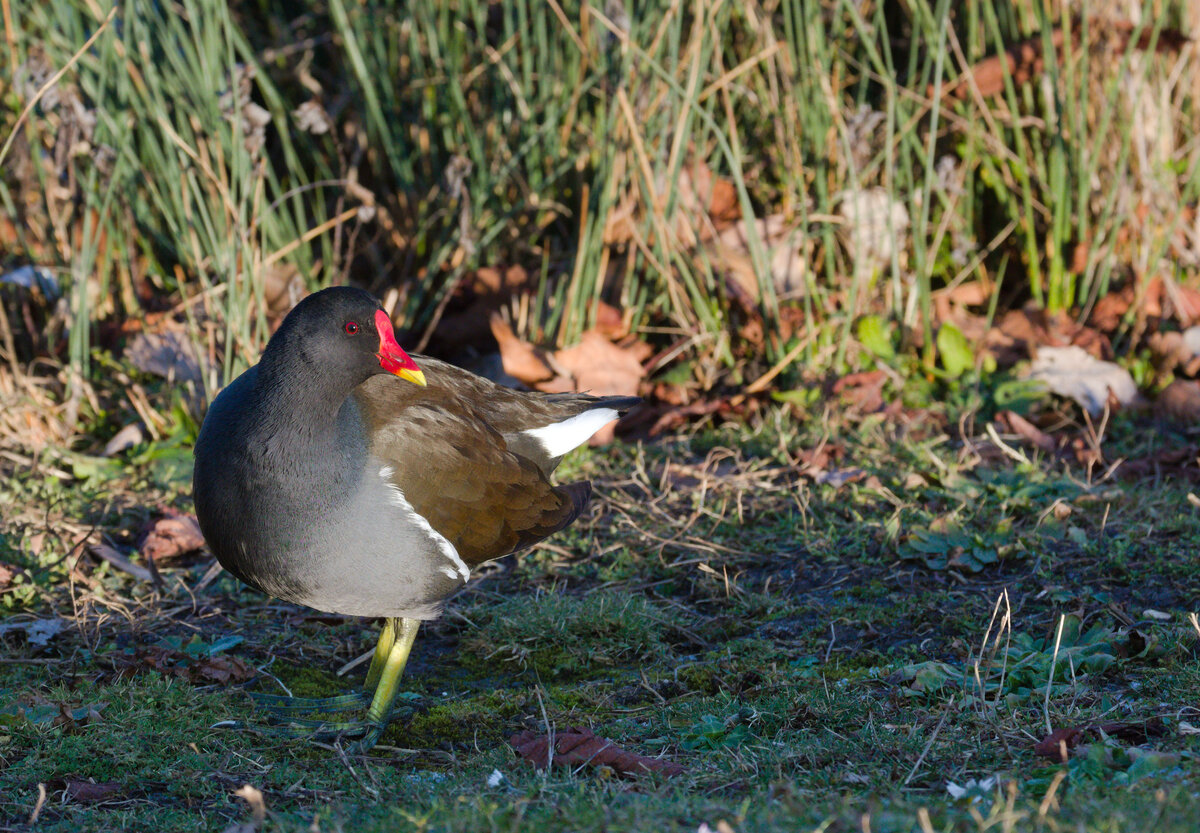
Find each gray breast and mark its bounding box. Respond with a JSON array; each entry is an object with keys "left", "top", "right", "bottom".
[{"left": 289, "top": 458, "right": 471, "bottom": 619}]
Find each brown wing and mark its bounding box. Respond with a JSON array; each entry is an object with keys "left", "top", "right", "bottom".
[{"left": 354, "top": 380, "right": 590, "bottom": 567}]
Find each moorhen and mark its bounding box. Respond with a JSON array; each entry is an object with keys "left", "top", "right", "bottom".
[{"left": 193, "top": 287, "right": 639, "bottom": 750}]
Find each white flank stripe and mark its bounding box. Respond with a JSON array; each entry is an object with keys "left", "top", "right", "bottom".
[
  {"left": 523, "top": 408, "right": 619, "bottom": 458},
  {"left": 378, "top": 466, "right": 471, "bottom": 581}
]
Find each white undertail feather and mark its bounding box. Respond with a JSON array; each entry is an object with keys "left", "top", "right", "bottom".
[
  {"left": 378, "top": 466, "right": 471, "bottom": 581},
  {"left": 523, "top": 408, "right": 620, "bottom": 459}
]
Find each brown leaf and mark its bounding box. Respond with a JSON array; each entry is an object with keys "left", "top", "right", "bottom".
[
  {"left": 986, "top": 308, "right": 1112, "bottom": 368},
  {"left": 648, "top": 400, "right": 725, "bottom": 436},
  {"left": 710, "top": 214, "right": 808, "bottom": 300},
  {"left": 488, "top": 315, "right": 556, "bottom": 384},
  {"left": 125, "top": 646, "right": 255, "bottom": 685},
  {"left": 430, "top": 265, "right": 532, "bottom": 354},
  {"left": 833, "top": 370, "right": 886, "bottom": 414},
  {"left": 126, "top": 330, "right": 204, "bottom": 385},
  {"left": 998, "top": 411, "right": 1057, "bottom": 453},
  {"left": 472, "top": 264, "right": 529, "bottom": 295},
  {"left": 592, "top": 300, "right": 629, "bottom": 340},
  {"left": 191, "top": 655, "right": 255, "bottom": 684},
  {"left": 1034, "top": 726, "right": 1084, "bottom": 762},
  {"left": 1156, "top": 380, "right": 1200, "bottom": 424},
  {"left": 1090, "top": 285, "right": 1135, "bottom": 332},
  {"left": 1035, "top": 719, "right": 1165, "bottom": 762},
  {"left": 0, "top": 561, "right": 16, "bottom": 590},
  {"left": 55, "top": 779, "right": 125, "bottom": 804},
  {"left": 510, "top": 727, "right": 685, "bottom": 777},
  {"left": 937, "top": 21, "right": 1189, "bottom": 101},
  {"left": 141, "top": 510, "right": 205, "bottom": 562},
  {"left": 541, "top": 331, "right": 646, "bottom": 444}
]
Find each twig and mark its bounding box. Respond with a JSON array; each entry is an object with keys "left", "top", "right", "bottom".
[
  {"left": 903, "top": 695, "right": 955, "bottom": 786},
  {"left": 1044, "top": 615, "right": 1067, "bottom": 736},
  {"left": 88, "top": 542, "right": 153, "bottom": 583},
  {"left": 27, "top": 783, "right": 46, "bottom": 826}
]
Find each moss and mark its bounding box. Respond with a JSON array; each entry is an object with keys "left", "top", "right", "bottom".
[
  {"left": 269, "top": 662, "right": 351, "bottom": 699},
  {"left": 459, "top": 589, "right": 674, "bottom": 681},
  {"left": 396, "top": 691, "right": 529, "bottom": 748}
]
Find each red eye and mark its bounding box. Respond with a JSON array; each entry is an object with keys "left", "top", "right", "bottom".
[{"left": 344, "top": 321, "right": 359, "bottom": 335}]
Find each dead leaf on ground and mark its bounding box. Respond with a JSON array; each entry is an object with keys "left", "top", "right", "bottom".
[
  {"left": 1028, "top": 346, "right": 1139, "bottom": 416},
  {"left": 1156, "top": 380, "right": 1200, "bottom": 424},
  {"left": 48, "top": 779, "right": 125, "bottom": 805},
  {"left": 430, "top": 265, "right": 531, "bottom": 353},
  {"left": 224, "top": 784, "right": 268, "bottom": 833},
  {"left": 986, "top": 308, "right": 1111, "bottom": 367},
  {"left": 937, "top": 21, "right": 1189, "bottom": 101},
  {"left": 833, "top": 370, "right": 887, "bottom": 414},
  {"left": 127, "top": 329, "right": 204, "bottom": 385},
  {"left": 1092, "top": 277, "right": 1200, "bottom": 332},
  {"left": 591, "top": 300, "right": 629, "bottom": 339},
  {"left": 0, "top": 561, "right": 17, "bottom": 590},
  {"left": 263, "top": 263, "right": 305, "bottom": 330},
  {"left": 1034, "top": 719, "right": 1166, "bottom": 762},
  {"left": 510, "top": 727, "right": 686, "bottom": 777},
  {"left": 0, "top": 616, "right": 66, "bottom": 647},
  {"left": 1118, "top": 445, "right": 1200, "bottom": 483},
  {"left": 540, "top": 331, "right": 646, "bottom": 444},
  {"left": 996, "top": 411, "right": 1057, "bottom": 453},
  {"left": 488, "top": 314, "right": 557, "bottom": 385},
  {"left": 709, "top": 214, "right": 810, "bottom": 300},
  {"left": 124, "top": 645, "right": 255, "bottom": 685},
  {"left": 141, "top": 510, "right": 205, "bottom": 562}
]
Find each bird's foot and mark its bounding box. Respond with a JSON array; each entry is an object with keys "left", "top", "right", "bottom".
[
  {"left": 243, "top": 691, "right": 419, "bottom": 751},
  {"left": 249, "top": 689, "right": 372, "bottom": 716},
  {"left": 261, "top": 715, "right": 388, "bottom": 752}
]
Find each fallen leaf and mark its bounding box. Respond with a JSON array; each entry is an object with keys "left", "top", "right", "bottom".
[
  {"left": 123, "top": 644, "right": 255, "bottom": 685},
  {"left": 833, "top": 370, "right": 887, "bottom": 414},
  {"left": 1119, "top": 445, "right": 1200, "bottom": 483},
  {"left": 263, "top": 263, "right": 305, "bottom": 329},
  {"left": 986, "top": 308, "right": 1111, "bottom": 367},
  {"left": 936, "top": 21, "right": 1188, "bottom": 101},
  {"left": 102, "top": 422, "right": 145, "bottom": 457},
  {"left": 0, "top": 561, "right": 16, "bottom": 590},
  {"left": 489, "top": 315, "right": 556, "bottom": 384},
  {"left": 542, "top": 331, "right": 646, "bottom": 444},
  {"left": 710, "top": 214, "right": 809, "bottom": 299},
  {"left": 1028, "top": 346, "right": 1139, "bottom": 415},
  {"left": 614, "top": 399, "right": 725, "bottom": 438},
  {"left": 510, "top": 727, "right": 685, "bottom": 777},
  {"left": 141, "top": 510, "right": 206, "bottom": 562},
  {"left": 1034, "top": 719, "right": 1166, "bottom": 762},
  {"left": 224, "top": 784, "right": 267, "bottom": 833},
  {"left": 50, "top": 779, "right": 124, "bottom": 804},
  {"left": 997, "top": 411, "right": 1057, "bottom": 453},
  {"left": 0, "top": 617, "right": 66, "bottom": 647},
  {"left": 127, "top": 330, "right": 204, "bottom": 385},
  {"left": 430, "top": 265, "right": 532, "bottom": 355},
  {"left": 837, "top": 187, "right": 909, "bottom": 273},
  {"left": 1156, "top": 380, "right": 1200, "bottom": 424},
  {"left": 591, "top": 300, "right": 629, "bottom": 340}
]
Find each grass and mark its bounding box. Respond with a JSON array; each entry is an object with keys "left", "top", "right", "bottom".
[
  {"left": 2, "top": 401, "right": 1199, "bottom": 832},
  {"left": 4, "top": 0, "right": 1198, "bottom": 391},
  {"left": 3, "top": 1, "right": 1200, "bottom": 830}
]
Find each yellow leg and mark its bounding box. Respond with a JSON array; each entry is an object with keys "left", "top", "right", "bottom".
[
  {"left": 363, "top": 617, "right": 421, "bottom": 729},
  {"left": 363, "top": 618, "right": 397, "bottom": 692}
]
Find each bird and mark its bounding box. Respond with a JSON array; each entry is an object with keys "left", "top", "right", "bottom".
[{"left": 192, "top": 286, "right": 640, "bottom": 750}]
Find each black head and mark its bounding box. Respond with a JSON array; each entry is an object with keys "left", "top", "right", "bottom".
[{"left": 261, "top": 287, "right": 425, "bottom": 388}]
